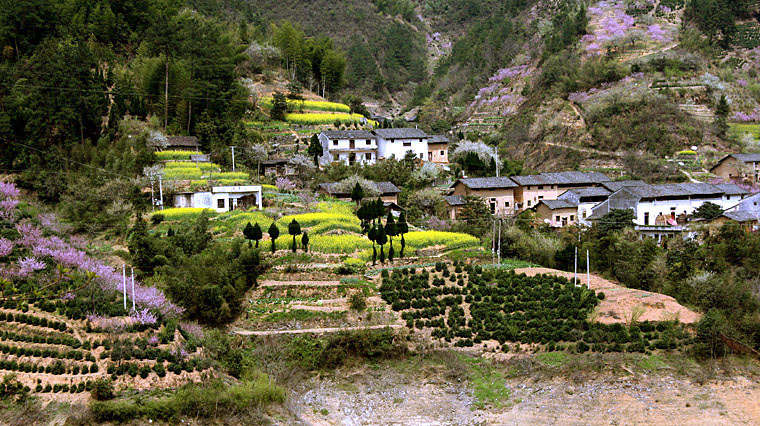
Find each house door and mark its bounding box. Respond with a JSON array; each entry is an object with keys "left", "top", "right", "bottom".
[{"left": 349, "top": 153, "right": 356, "bottom": 165}]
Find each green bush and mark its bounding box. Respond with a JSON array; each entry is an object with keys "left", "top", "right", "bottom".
[{"left": 91, "top": 378, "right": 114, "bottom": 401}]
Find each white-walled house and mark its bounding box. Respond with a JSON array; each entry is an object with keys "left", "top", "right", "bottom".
[
  {"left": 318, "top": 130, "right": 378, "bottom": 165},
  {"left": 173, "top": 185, "right": 262, "bottom": 213},
  {"left": 588, "top": 183, "right": 748, "bottom": 241},
  {"left": 372, "top": 128, "right": 429, "bottom": 161}
]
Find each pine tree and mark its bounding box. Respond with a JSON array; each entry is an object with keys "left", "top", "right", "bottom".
[
  {"left": 243, "top": 222, "right": 255, "bottom": 241},
  {"left": 271, "top": 91, "right": 288, "bottom": 121},
  {"left": 351, "top": 182, "right": 364, "bottom": 206},
  {"left": 251, "top": 223, "right": 262, "bottom": 247},
  {"left": 307, "top": 134, "right": 323, "bottom": 165},
  {"left": 268, "top": 223, "right": 280, "bottom": 253},
  {"left": 397, "top": 211, "right": 409, "bottom": 258},
  {"left": 376, "top": 225, "right": 387, "bottom": 263},
  {"left": 368, "top": 225, "right": 378, "bottom": 265},
  {"left": 385, "top": 212, "right": 398, "bottom": 263},
  {"left": 288, "top": 219, "right": 301, "bottom": 252},
  {"left": 301, "top": 232, "right": 309, "bottom": 252},
  {"left": 715, "top": 94, "right": 729, "bottom": 137}
]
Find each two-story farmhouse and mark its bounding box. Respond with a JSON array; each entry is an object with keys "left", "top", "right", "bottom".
[
  {"left": 449, "top": 177, "right": 519, "bottom": 216},
  {"left": 318, "top": 130, "right": 378, "bottom": 165},
  {"left": 511, "top": 171, "right": 610, "bottom": 210},
  {"left": 372, "top": 128, "right": 429, "bottom": 161},
  {"left": 535, "top": 187, "right": 612, "bottom": 227},
  {"left": 711, "top": 153, "right": 760, "bottom": 184},
  {"left": 427, "top": 135, "right": 450, "bottom": 164}
]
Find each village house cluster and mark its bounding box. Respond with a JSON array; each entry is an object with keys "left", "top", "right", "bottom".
[
  {"left": 446, "top": 170, "right": 757, "bottom": 242},
  {"left": 153, "top": 129, "right": 759, "bottom": 240}
]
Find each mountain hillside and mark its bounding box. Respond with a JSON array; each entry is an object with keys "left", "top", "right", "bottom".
[{"left": 444, "top": 0, "right": 760, "bottom": 178}]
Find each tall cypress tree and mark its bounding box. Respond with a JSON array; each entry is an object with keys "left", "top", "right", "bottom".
[
  {"left": 268, "top": 223, "right": 280, "bottom": 253},
  {"left": 385, "top": 212, "right": 397, "bottom": 263},
  {"left": 397, "top": 211, "right": 409, "bottom": 258}
]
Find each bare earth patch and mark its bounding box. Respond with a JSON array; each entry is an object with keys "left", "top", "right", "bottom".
[
  {"left": 514, "top": 267, "right": 700, "bottom": 325},
  {"left": 282, "top": 364, "right": 760, "bottom": 426}
]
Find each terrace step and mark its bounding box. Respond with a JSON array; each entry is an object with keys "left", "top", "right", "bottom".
[
  {"left": 678, "top": 104, "right": 714, "bottom": 122},
  {"left": 231, "top": 324, "right": 402, "bottom": 336},
  {"left": 259, "top": 280, "right": 343, "bottom": 287}
]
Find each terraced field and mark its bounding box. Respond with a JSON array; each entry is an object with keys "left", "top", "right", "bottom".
[{"left": 0, "top": 302, "right": 210, "bottom": 400}]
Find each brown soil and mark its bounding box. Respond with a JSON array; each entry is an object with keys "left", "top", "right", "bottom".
[
  {"left": 283, "top": 359, "right": 760, "bottom": 426},
  {"left": 514, "top": 267, "right": 700, "bottom": 325}
]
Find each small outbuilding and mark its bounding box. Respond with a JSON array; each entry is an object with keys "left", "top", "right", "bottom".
[{"left": 172, "top": 185, "right": 262, "bottom": 213}]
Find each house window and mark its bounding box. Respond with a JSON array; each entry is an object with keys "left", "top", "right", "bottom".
[
  {"left": 217, "top": 199, "right": 225, "bottom": 209},
  {"left": 527, "top": 200, "right": 532, "bottom": 207},
  {"left": 538, "top": 196, "right": 543, "bottom": 200},
  {"left": 366, "top": 140, "right": 371, "bottom": 145},
  {"left": 538, "top": 186, "right": 544, "bottom": 190},
  {"left": 570, "top": 215, "right": 575, "bottom": 221},
  {"left": 440, "top": 150, "right": 445, "bottom": 155},
  {"left": 419, "top": 153, "right": 424, "bottom": 159},
  {"left": 366, "top": 153, "right": 372, "bottom": 160},
  {"left": 583, "top": 211, "right": 587, "bottom": 219},
  {"left": 644, "top": 212, "right": 649, "bottom": 225},
  {"left": 403, "top": 142, "right": 411, "bottom": 147},
  {"left": 332, "top": 140, "right": 338, "bottom": 146},
  {"left": 504, "top": 201, "right": 510, "bottom": 208},
  {"left": 555, "top": 216, "right": 560, "bottom": 221},
  {"left": 390, "top": 139, "right": 395, "bottom": 143},
  {"left": 419, "top": 138, "right": 423, "bottom": 142}
]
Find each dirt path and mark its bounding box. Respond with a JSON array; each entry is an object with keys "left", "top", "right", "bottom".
[
  {"left": 514, "top": 267, "right": 700, "bottom": 324},
  {"left": 543, "top": 141, "right": 623, "bottom": 158},
  {"left": 232, "top": 324, "right": 402, "bottom": 336},
  {"left": 260, "top": 280, "right": 342, "bottom": 287}
]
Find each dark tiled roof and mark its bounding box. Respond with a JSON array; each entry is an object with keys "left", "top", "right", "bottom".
[
  {"left": 712, "top": 183, "right": 750, "bottom": 196},
  {"left": 444, "top": 195, "right": 466, "bottom": 206},
  {"left": 453, "top": 177, "right": 518, "bottom": 189},
  {"left": 428, "top": 135, "right": 450, "bottom": 144},
  {"left": 722, "top": 210, "right": 759, "bottom": 222},
  {"left": 600, "top": 180, "right": 648, "bottom": 192},
  {"left": 372, "top": 128, "right": 429, "bottom": 139},
  {"left": 375, "top": 181, "right": 401, "bottom": 194},
  {"left": 622, "top": 183, "right": 740, "bottom": 199},
  {"left": 166, "top": 136, "right": 199, "bottom": 147},
  {"left": 731, "top": 153, "right": 760, "bottom": 163},
  {"left": 510, "top": 171, "right": 610, "bottom": 186},
  {"left": 320, "top": 130, "right": 376, "bottom": 140},
  {"left": 559, "top": 187, "right": 611, "bottom": 203},
  {"left": 539, "top": 200, "right": 577, "bottom": 210},
  {"left": 319, "top": 181, "right": 400, "bottom": 196}
]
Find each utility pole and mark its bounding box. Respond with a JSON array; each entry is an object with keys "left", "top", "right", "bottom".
[
  {"left": 158, "top": 175, "right": 164, "bottom": 211},
  {"left": 574, "top": 246, "right": 578, "bottom": 287},
  {"left": 231, "top": 146, "right": 236, "bottom": 172},
  {"left": 492, "top": 219, "right": 496, "bottom": 265},
  {"left": 497, "top": 218, "right": 501, "bottom": 264},
  {"left": 495, "top": 151, "right": 500, "bottom": 177},
  {"left": 122, "top": 265, "right": 127, "bottom": 310},
  {"left": 131, "top": 267, "right": 136, "bottom": 312},
  {"left": 586, "top": 249, "right": 590, "bottom": 289},
  {"left": 149, "top": 177, "right": 155, "bottom": 213}
]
